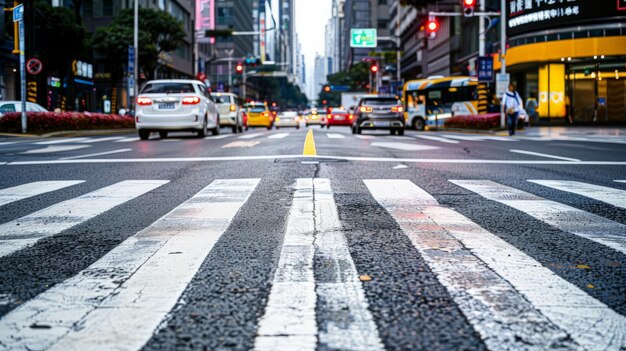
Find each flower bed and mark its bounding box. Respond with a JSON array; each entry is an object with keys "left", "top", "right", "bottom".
[
  {"left": 0, "top": 112, "right": 135, "bottom": 133},
  {"left": 443, "top": 113, "right": 501, "bottom": 130}
]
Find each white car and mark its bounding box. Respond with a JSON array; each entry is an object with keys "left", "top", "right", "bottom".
[
  {"left": 0, "top": 101, "right": 47, "bottom": 116},
  {"left": 210, "top": 92, "right": 244, "bottom": 133},
  {"left": 135, "top": 79, "right": 219, "bottom": 140},
  {"left": 275, "top": 111, "right": 300, "bottom": 129}
]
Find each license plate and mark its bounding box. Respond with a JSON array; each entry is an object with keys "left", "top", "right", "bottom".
[
  {"left": 374, "top": 121, "right": 390, "bottom": 127},
  {"left": 334, "top": 116, "right": 345, "bottom": 120},
  {"left": 158, "top": 102, "right": 176, "bottom": 109}
]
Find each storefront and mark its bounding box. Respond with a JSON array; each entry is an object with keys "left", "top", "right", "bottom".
[{"left": 499, "top": 0, "right": 626, "bottom": 124}]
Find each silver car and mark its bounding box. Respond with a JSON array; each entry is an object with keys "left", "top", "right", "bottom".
[
  {"left": 0, "top": 101, "right": 47, "bottom": 117},
  {"left": 135, "top": 79, "right": 219, "bottom": 140},
  {"left": 210, "top": 92, "right": 244, "bottom": 133},
  {"left": 275, "top": 111, "right": 300, "bottom": 129}
]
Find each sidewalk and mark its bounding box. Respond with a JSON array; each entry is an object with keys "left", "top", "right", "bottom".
[{"left": 521, "top": 126, "right": 626, "bottom": 138}]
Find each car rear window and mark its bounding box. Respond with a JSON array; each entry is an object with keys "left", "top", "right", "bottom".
[
  {"left": 281, "top": 112, "right": 298, "bottom": 118},
  {"left": 361, "top": 98, "right": 400, "bottom": 106},
  {"left": 211, "top": 95, "right": 233, "bottom": 104},
  {"left": 249, "top": 107, "right": 266, "bottom": 113},
  {"left": 330, "top": 109, "right": 347, "bottom": 114},
  {"left": 141, "top": 83, "right": 195, "bottom": 94}
]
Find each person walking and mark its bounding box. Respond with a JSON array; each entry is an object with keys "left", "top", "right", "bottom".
[
  {"left": 502, "top": 83, "right": 524, "bottom": 135},
  {"left": 525, "top": 93, "right": 538, "bottom": 125}
]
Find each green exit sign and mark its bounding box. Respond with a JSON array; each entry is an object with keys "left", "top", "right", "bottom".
[{"left": 350, "top": 28, "right": 377, "bottom": 48}]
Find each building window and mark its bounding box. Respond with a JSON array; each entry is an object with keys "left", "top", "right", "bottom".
[
  {"left": 379, "top": 0, "right": 387, "bottom": 4},
  {"left": 217, "top": 7, "right": 234, "bottom": 26},
  {"left": 378, "top": 20, "right": 388, "bottom": 29}
]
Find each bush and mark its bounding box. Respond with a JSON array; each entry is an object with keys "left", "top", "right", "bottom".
[
  {"left": 444, "top": 113, "right": 501, "bottom": 130},
  {"left": 0, "top": 112, "right": 135, "bottom": 133}
]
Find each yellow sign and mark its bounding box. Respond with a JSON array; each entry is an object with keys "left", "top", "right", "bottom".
[{"left": 538, "top": 64, "right": 565, "bottom": 118}]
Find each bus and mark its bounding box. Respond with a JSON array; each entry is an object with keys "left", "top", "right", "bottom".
[{"left": 403, "top": 76, "right": 488, "bottom": 130}]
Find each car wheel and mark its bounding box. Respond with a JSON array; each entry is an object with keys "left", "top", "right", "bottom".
[
  {"left": 356, "top": 126, "right": 362, "bottom": 134},
  {"left": 232, "top": 126, "right": 237, "bottom": 134},
  {"left": 413, "top": 118, "right": 425, "bottom": 131},
  {"left": 211, "top": 122, "right": 220, "bottom": 136},
  {"left": 159, "top": 131, "right": 168, "bottom": 139},
  {"left": 390, "top": 129, "right": 396, "bottom": 135},
  {"left": 138, "top": 130, "right": 150, "bottom": 140},
  {"left": 296, "top": 125, "right": 300, "bottom": 130},
  {"left": 238, "top": 125, "right": 244, "bottom": 133},
  {"left": 326, "top": 125, "right": 330, "bottom": 129},
  {"left": 398, "top": 128, "right": 405, "bottom": 136},
  {"left": 198, "top": 118, "right": 208, "bottom": 138},
  {"left": 267, "top": 126, "right": 272, "bottom": 130}
]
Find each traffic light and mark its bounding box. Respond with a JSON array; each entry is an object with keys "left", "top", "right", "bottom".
[
  {"left": 370, "top": 65, "right": 379, "bottom": 73},
  {"left": 235, "top": 63, "right": 243, "bottom": 74},
  {"left": 463, "top": 0, "right": 476, "bottom": 16},
  {"left": 323, "top": 85, "right": 331, "bottom": 93},
  {"left": 425, "top": 16, "right": 439, "bottom": 39}
]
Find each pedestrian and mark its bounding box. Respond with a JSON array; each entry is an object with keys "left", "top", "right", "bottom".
[
  {"left": 502, "top": 83, "right": 523, "bottom": 136},
  {"left": 525, "top": 93, "right": 538, "bottom": 125}
]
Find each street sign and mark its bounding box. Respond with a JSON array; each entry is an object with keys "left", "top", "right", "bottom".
[
  {"left": 330, "top": 85, "right": 350, "bottom": 92},
  {"left": 26, "top": 58, "right": 43, "bottom": 75},
  {"left": 496, "top": 73, "right": 510, "bottom": 96},
  {"left": 13, "top": 4, "right": 24, "bottom": 22},
  {"left": 477, "top": 56, "right": 493, "bottom": 82},
  {"left": 128, "top": 46, "right": 135, "bottom": 75},
  {"left": 350, "top": 28, "right": 377, "bottom": 48}
]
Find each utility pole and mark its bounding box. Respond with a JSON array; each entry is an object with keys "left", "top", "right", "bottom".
[
  {"left": 499, "top": 0, "right": 506, "bottom": 129},
  {"left": 226, "top": 49, "right": 234, "bottom": 92},
  {"left": 133, "top": 0, "right": 138, "bottom": 99}
]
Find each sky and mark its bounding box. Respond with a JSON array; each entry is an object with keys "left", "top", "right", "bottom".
[{"left": 295, "top": 0, "right": 332, "bottom": 99}]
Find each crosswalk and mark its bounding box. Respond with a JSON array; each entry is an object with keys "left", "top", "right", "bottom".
[{"left": 0, "top": 177, "right": 625, "bottom": 349}]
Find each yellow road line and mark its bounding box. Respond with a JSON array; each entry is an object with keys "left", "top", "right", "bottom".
[{"left": 303, "top": 129, "right": 317, "bottom": 156}]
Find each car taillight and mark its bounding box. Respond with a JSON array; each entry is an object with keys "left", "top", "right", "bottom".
[
  {"left": 360, "top": 106, "right": 373, "bottom": 113},
  {"left": 182, "top": 96, "right": 201, "bottom": 105},
  {"left": 230, "top": 104, "right": 237, "bottom": 112},
  {"left": 136, "top": 97, "right": 152, "bottom": 106},
  {"left": 391, "top": 106, "right": 404, "bottom": 113},
  {"left": 348, "top": 114, "right": 354, "bottom": 120},
  {"left": 328, "top": 114, "right": 332, "bottom": 119}
]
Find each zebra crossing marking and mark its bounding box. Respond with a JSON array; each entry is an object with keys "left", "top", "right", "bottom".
[
  {"left": 451, "top": 180, "right": 626, "bottom": 255},
  {"left": 529, "top": 179, "right": 626, "bottom": 209},
  {"left": 21, "top": 145, "right": 91, "bottom": 154},
  {"left": 205, "top": 134, "right": 234, "bottom": 140},
  {"left": 615, "top": 180, "right": 626, "bottom": 184},
  {"left": 254, "top": 178, "right": 383, "bottom": 351},
  {"left": 510, "top": 149, "right": 580, "bottom": 162},
  {"left": 35, "top": 137, "right": 90, "bottom": 145},
  {"left": 114, "top": 137, "right": 141, "bottom": 143},
  {"left": 370, "top": 142, "right": 439, "bottom": 151},
  {"left": 439, "top": 134, "right": 485, "bottom": 141},
  {"left": 354, "top": 135, "right": 374, "bottom": 139},
  {"left": 239, "top": 133, "right": 263, "bottom": 139},
  {"left": 0, "top": 180, "right": 169, "bottom": 258},
  {"left": 60, "top": 148, "right": 132, "bottom": 160},
  {"left": 0, "top": 180, "right": 84, "bottom": 207},
  {"left": 77, "top": 136, "right": 126, "bottom": 143},
  {"left": 414, "top": 135, "right": 460, "bottom": 144},
  {"left": 0, "top": 179, "right": 259, "bottom": 351},
  {"left": 268, "top": 133, "right": 290, "bottom": 139},
  {"left": 366, "top": 179, "right": 626, "bottom": 350},
  {"left": 326, "top": 133, "right": 345, "bottom": 139}
]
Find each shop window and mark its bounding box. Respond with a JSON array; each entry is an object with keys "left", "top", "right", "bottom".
[{"left": 103, "top": 0, "right": 113, "bottom": 16}]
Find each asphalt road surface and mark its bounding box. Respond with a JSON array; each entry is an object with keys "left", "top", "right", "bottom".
[{"left": 0, "top": 125, "right": 625, "bottom": 350}]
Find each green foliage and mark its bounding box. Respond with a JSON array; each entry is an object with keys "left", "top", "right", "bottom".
[{"left": 92, "top": 8, "right": 185, "bottom": 79}]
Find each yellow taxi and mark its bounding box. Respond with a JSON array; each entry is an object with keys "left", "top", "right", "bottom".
[
  {"left": 245, "top": 102, "right": 272, "bottom": 130},
  {"left": 305, "top": 109, "right": 325, "bottom": 127}
]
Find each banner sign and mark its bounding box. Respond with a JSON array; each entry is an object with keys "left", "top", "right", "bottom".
[{"left": 477, "top": 56, "right": 494, "bottom": 82}]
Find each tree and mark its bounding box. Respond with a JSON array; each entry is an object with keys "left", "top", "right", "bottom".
[{"left": 92, "top": 8, "right": 186, "bottom": 81}]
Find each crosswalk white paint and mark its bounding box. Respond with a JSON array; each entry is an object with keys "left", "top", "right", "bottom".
[
  {"left": 204, "top": 134, "right": 234, "bottom": 140},
  {"left": 21, "top": 145, "right": 91, "bottom": 154},
  {"left": 451, "top": 180, "right": 626, "bottom": 255},
  {"left": 439, "top": 134, "right": 485, "bottom": 141},
  {"left": 326, "top": 133, "right": 345, "bottom": 139},
  {"left": 510, "top": 149, "right": 580, "bottom": 162},
  {"left": 615, "top": 180, "right": 626, "bottom": 184},
  {"left": 268, "top": 133, "right": 289, "bottom": 139},
  {"left": 255, "top": 178, "right": 383, "bottom": 351},
  {"left": 370, "top": 142, "right": 439, "bottom": 151},
  {"left": 365, "top": 179, "right": 626, "bottom": 350},
  {"left": 0, "top": 179, "right": 259, "bottom": 351},
  {"left": 0, "top": 141, "right": 21, "bottom": 146},
  {"left": 354, "top": 135, "right": 374, "bottom": 139},
  {"left": 60, "top": 148, "right": 132, "bottom": 160},
  {"left": 529, "top": 180, "right": 626, "bottom": 209},
  {"left": 34, "top": 137, "right": 90, "bottom": 145},
  {"left": 77, "top": 136, "right": 126, "bottom": 143},
  {"left": 239, "top": 133, "right": 263, "bottom": 139},
  {"left": 0, "top": 180, "right": 169, "bottom": 258},
  {"left": 114, "top": 137, "right": 141, "bottom": 143},
  {"left": 0, "top": 180, "right": 84, "bottom": 207},
  {"left": 414, "top": 135, "right": 460, "bottom": 144}
]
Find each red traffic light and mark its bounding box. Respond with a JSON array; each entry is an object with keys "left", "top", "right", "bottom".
[
  {"left": 463, "top": 0, "right": 475, "bottom": 16},
  {"left": 235, "top": 63, "right": 244, "bottom": 73},
  {"left": 426, "top": 19, "right": 439, "bottom": 33},
  {"left": 463, "top": 0, "right": 475, "bottom": 6},
  {"left": 370, "top": 65, "right": 379, "bottom": 73}
]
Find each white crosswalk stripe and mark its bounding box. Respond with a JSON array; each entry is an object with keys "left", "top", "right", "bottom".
[
  {"left": 0, "top": 179, "right": 259, "bottom": 351},
  {"left": 21, "top": 145, "right": 90, "bottom": 154},
  {"left": 268, "top": 133, "right": 290, "bottom": 139},
  {"left": 370, "top": 142, "right": 439, "bottom": 151},
  {"left": 255, "top": 178, "right": 383, "bottom": 351},
  {"left": 204, "top": 134, "right": 234, "bottom": 140},
  {"left": 354, "top": 135, "right": 374, "bottom": 139},
  {"left": 326, "top": 133, "right": 345, "bottom": 139},
  {"left": 615, "top": 180, "right": 626, "bottom": 184},
  {"left": 35, "top": 137, "right": 90, "bottom": 145},
  {"left": 439, "top": 134, "right": 485, "bottom": 141},
  {"left": 450, "top": 180, "right": 626, "bottom": 255},
  {"left": 529, "top": 179, "right": 626, "bottom": 209},
  {"left": 114, "top": 137, "right": 141, "bottom": 143},
  {"left": 77, "top": 136, "right": 126, "bottom": 143},
  {"left": 239, "top": 133, "right": 263, "bottom": 139},
  {"left": 0, "top": 181, "right": 84, "bottom": 207},
  {"left": 365, "top": 179, "right": 626, "bottom": 350},
  {"left": 0, "top": 180, "right": 169, "bottom": 258},
  {"left": 414, "top": 135, "right": 460, "bottom": 144}
]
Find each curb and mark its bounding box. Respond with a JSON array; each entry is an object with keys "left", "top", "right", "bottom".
[
  {"left": 40, "top": 129, "right": 136, "bottom": 137},
  {"left": 426, "top": 128, "right": 525, "bottom": 137}
]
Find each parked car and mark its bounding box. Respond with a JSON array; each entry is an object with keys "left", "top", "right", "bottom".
[
  {"left": 305, "top": 109, "right": 325, "bottom": 127},
  {"left": 245, "top": 102, "right": 272, "bottom": 130},
  {"left": 135, "top": 79, "right": 219, "bottom": 140},
  {"left": 352, "top": 95, "right": 405, "bottom": 135},
  {"left": 210, "top": 92, "right": 244, "bottom": 133},
  {"left": 275, "top": 111, "right": 300, "bottom": 129},
  {"left": 0, "top": 101, "right": 47, "bottom": 117},
  {"left": 325, "top": 107, "right": 353, "bottom": 128}
]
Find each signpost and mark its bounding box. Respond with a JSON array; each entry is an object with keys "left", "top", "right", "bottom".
[
  {"left": 350, "top": 28, "right": 377, "bottom": 48},
  {"left": 14, "top": 4, "right": 26, "bottom": 133},
  {"left": 26, "top": 58, "right": 43, "bottom": 75},
  {"left": 496, "top": 73, "right": 510, "bottom": 97},
  {"left": 477, "top": 56, "right": 494, "bottom": 82}
]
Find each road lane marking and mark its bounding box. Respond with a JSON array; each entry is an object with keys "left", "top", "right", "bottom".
[
  {"left": 77, "top": 136, "right": 126, "bottom": 143},
  {"left": 35, "top": 137, "right": 90, "bottom": 145},
  {"left": 370, "top": 142, "right": 439, "bottom": 151},
  {"left": 21, "top": 145, "right": 91, "bottom": 154},
  {"left": 450, "top": 180, "right": 626, "bottom": 255},
  {"left": 479, "top": 136, "right": 519, "bottom": 142},
  {"left": 414, "top": 135, "right": 460, "bottom": 144},
  {"left": 0, "top": 179, "right": 259, "bottom": 351},
  {"left": 366, "top": 179, "right": 626, "bottom": 350},
  {"left": 222, "top": 141, "right": 260, "bottom": 148},
  {"left": 60, "top": 148, "right": 132, "bottom": 160},
  {"left": 254, "top": 179, "right": 383, "bottom": 351},
  {"left": 0, "top": 181, "right": 84, "bottom": 207},
  {"left": 439, "top": 134, "right": 485, "bottom": 141},
  {"left": 509, "top": 149, "right": 580, "bottom": 162},
  {"left": 393, "top": 164, "right": 408, "bottom": 169},
  {"left": 114, "top": 137, "right": 141, "bottom": 143},
  {"left": 354, "top": 135, "right": 374, "bottom": 139},
  {"left": 205, "top": 134, "right": 234, "bottom": 140},
  {"left": 268, "top": 133, "right": 290, "bottom": 139},
  {"left": 326, "top": 133, "right": 345, "bottom": 139},
  {"left": 0, "top": 180, "right": 169, "bottom": 258},
  {"left": 529, "top": 180, "right": 626, "bottom": 209},
  {"left": 615, "top": 180, "right": 626, "bottom": 184},
  {"left": 239, "top": 133, "right": 263, "bottom": 139},
  {"left": 0, "top": 141, "right": 21, "bottom": 146},
  {"left": 302, "top": 129, "right": 316, "bottom": 156}
]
